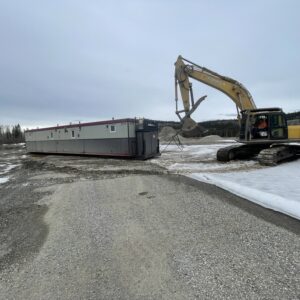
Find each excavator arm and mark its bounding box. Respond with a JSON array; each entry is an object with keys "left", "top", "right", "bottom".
[{"left": 175, "top": 56, "right": 257, "bottom": 123}]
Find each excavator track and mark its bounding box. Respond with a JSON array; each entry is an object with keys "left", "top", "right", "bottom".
[
  {"left": 217, "top": 145, "right": 243, "bottom": 161},
  {"left": 257, "top": 146, "right": 298, "bottom": 166},
  {"left": 217, "top": 144, "right": 264, "bottom": 162}
]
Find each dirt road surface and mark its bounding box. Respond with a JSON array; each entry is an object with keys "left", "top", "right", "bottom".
[{"left": 0, "top": 144, "right": 299, "bottom": 299}]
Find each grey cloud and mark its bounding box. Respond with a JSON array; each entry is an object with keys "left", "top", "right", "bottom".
[{"left": 0, "top": 0, "right": 299, "bottom": 128}]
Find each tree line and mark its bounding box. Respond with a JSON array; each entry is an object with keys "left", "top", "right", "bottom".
[
  {"left": 0, "top": 124, "right": 25, "bottom": 144},
  {"left": 199, "top": 119, "right": 239, "bottom": 137}
]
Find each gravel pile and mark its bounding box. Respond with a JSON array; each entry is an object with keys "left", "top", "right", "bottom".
[
  {"left": 159, "top": 126, "right": 224, "bottom": 144},
  {"left": 159, "top": 127, "right": 178, "bottom": 141}
]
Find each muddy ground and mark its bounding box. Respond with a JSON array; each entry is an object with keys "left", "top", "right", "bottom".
[
  {"left": 0, "top": 144, "right": 299, "bottom": 299},
  {"left": 0, "top": 144, "right": 165, "bottom": 270}
]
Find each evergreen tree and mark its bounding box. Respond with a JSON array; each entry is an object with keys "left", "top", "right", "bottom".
[{"left": 0, "top": 124, "right": 25, "bottom": 144}]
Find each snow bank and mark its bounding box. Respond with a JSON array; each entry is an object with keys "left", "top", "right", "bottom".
[{"left": 190, "top": 160, "right": 300, "bottom": 220}]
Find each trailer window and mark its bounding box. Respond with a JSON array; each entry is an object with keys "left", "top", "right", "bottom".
[
  {"left": 110, "top": 125, "right": 116, "bottom": 132},
  {"left": 71, "top": 130, "right": 75, "bottom": 138},
  {"left": 50, "top": 132, "right": 53, "bottom": 139}
]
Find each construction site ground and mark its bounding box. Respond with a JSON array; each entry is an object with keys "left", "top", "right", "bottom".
[{"left": 0, "top": 142, "right": 299, "bottom": 299}]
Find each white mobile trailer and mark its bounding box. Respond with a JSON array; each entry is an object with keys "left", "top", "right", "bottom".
[{"left": 25, "top": 118, "right": 159, "bottom": 159}]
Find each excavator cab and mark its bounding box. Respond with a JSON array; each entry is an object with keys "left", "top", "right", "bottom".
[{"left": 239, "top": 108, "right": 288, "bottom": 142}]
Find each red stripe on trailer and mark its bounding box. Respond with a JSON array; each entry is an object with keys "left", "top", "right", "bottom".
[{"left": 25, "top": 118, "right": 136, "bottom": 133}]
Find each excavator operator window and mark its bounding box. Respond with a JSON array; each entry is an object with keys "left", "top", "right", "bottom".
[
  {"left": 251, "top": 115, "right": 268, "bottom": 139},
  {"left": 270, "top": 114, "right": 287, "bottom": 139}
]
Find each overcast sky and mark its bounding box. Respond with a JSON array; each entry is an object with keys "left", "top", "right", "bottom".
[{"left": 0, "top": 0, "right": 299, "bottom": 128}]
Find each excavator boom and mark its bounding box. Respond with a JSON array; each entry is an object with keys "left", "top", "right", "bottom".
[{"left": 175, "top": 56, "right": 257, "bottom": 123}]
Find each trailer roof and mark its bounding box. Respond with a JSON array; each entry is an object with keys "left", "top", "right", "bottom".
[{"left": 25, "top": 118, "right": 136, "bottom": 132}]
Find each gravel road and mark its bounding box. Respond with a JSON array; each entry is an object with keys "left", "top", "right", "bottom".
[{"left": 0, "top": 145, "right": 299, "bottom": 299}]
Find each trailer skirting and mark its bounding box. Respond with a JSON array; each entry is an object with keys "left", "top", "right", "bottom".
[{"left": 26, "top": 138, "right": 137, "bottom": 157}]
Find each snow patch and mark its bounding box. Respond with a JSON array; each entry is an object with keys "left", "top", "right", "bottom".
[
  {"left": 0, "top": 177, "right": 9, "bottom": 184},
  {"left": 190, "top": 160, "right": 300, "bottom": 220},
  {"left": 0, "top": 164, "right": 19, "bottom": 175},
  {"left": 154, "top": 143, "right": 254, "bottom": 172}
]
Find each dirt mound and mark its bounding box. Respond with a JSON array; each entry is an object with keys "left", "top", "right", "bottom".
[
  {"left": 159, "top": 126, "right": 225, "bottom": 144},
  {"left": 159, "top": 126, "right": 178, "bottom": 141}
]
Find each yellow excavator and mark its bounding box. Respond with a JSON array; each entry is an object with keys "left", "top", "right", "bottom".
[{"left": 174, "top": 55, "right": 300, "bottom": 165}]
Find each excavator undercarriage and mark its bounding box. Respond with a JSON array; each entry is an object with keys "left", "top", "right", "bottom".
[{"left": 217, "top": 143, "right": 300, "bottom": 166}]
